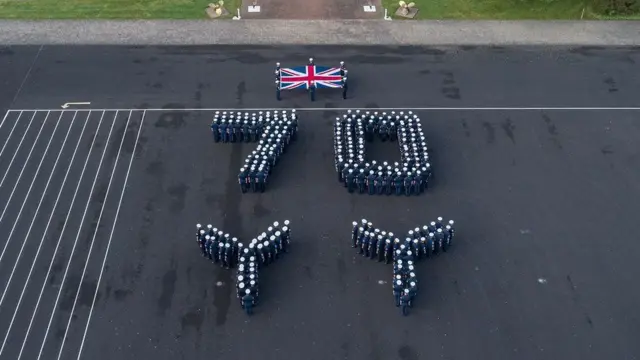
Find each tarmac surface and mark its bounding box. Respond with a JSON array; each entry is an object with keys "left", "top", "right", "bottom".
[{"left": 0, "top": 45, "right": 639, "bottom": 360}]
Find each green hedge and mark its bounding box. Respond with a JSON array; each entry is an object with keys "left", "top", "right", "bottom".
[{"left": 593, "top": 0, "right": 639, "bottom": 15}]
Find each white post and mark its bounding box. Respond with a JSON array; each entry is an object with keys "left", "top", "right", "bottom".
[
  {"left": 233, "top": 8, "right": 241, "bottom": 20},
  {"left": 384, "top": 8, "right": 392, "bottom": 20}
]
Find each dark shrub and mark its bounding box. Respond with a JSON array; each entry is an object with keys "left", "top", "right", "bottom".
[{"left": 593, "top": 0, "right": 640, "bottom": 15}]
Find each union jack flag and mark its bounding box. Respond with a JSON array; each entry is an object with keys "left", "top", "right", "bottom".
[{"left": 279, "top": 65, "right": 344, "bottom": 90}]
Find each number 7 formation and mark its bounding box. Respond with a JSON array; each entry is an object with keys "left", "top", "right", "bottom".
[{"left": 210, "top": 110, "right": 299, "bottom": 194}]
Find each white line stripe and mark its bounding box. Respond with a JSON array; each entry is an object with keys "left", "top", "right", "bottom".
[
  {"left": 76, "top": 110, "right": 146, "bottom": 360},
  {"left": 144, "top": 106, "right": 640, "bottom": 111},
  {"left": 0, "top": 111, "right": 49, "bottom": 266},
  {"left": 56, "top": 110, "right": 134, "bottom": 360},
  {"left": 0, "top": 111, "right": 65, "bottom": 309},
  {"left": 0, "top": 110, "right": 10, "bottom": 133},
  {"left": 0, "top": 111, "right": 36, "bottom": 190},
  {"left": 0, "top": 111, "right": 79, "bottom": 356},
  {"left": 17, "top": 111, "right": 101, "bottom": 360},
  {"left": 0, "top": 110, "right": 23, "bottom": 162},
  {"left": 36, "top": 111, "right": 118, "bottom": 360},
  {"left": 5, "top": 107, "right": 640, "bottom": 112}
]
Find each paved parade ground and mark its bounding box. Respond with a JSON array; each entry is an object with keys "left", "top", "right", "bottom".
[{"left": 0, "top": 45, "right": 639, "bottom": 360}]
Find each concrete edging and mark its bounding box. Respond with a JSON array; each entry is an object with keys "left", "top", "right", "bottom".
[{"left": 0, "top": 20, "right": 639, "bottom": 45}]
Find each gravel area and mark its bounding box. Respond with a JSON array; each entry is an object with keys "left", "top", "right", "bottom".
[{"left": 0, "top": 20, "right": 639, "bottom": 45}]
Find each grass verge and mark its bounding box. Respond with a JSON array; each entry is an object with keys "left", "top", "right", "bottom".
[
  {"left": 381, "top": 0, "right": 639, "bottom": 19},
  {"left": 0, "top": 0, "right": 240, "bottom": 19},
  {"left": 0, "top": 0, "right": 637, "bottom": 20}
]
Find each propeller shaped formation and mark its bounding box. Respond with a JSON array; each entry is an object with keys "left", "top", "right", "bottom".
[
  {"left": 351, "top": 217, "right": 456, "bottom": 315},
  {"left": 195, "top": 221, "right": 292, "bottom": 315}
]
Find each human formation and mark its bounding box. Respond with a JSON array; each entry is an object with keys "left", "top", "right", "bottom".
[
  {"left": 210, "top": 110, "right": 299, "bottom": 193},
  {"left": 195, "top": 221, "right": 292, "bottom": 315},
  {"left": 199, "top": 106, "right": 458, "bottom": 318},
  {"left": 196, "top": 224, "right": 241, "bottom": 269},
  {"left": 351, "top": 217, "right": 456, "bottom": 315},
  {"left": 334, "top": 110, "right": 432, "bottom": 196}
]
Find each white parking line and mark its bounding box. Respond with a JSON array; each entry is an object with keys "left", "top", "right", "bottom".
[
  {"left": 36, "top": 111, "right": 118, "bottom": 360},
  {"left": 0, "top": 110, "right": 9, "bottom": 131},
  {"left": 17, "top": 111, "right": 101, "bottom": 360},
  {"left": 144, "top": 106, "right": 640, "bottom": 111},
  {"left": 55, "top": 110, "right": 135, "bottom": 360},
  {"left": 0, "top": 111, "right": 37, "bottom": 190},
  {"left": 6, "top": 106, "right": 640, "bottom": 112},
  {"left": 0, "top": 111, "right": 24, "bottom": 162},
  {"left": 0, "top": 111, "right": 49, "bottom": 266},
  {"left": 0, "top": 111, "right": 80, "bottom": 356},
  {"left": 0, "top": 111, "right": 65, "bottom": 310},
  {"left": 76, "top": 110, "right": 146, "bottom": 360}
]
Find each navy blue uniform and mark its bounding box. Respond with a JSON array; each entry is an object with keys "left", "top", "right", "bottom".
[
  {"left": 238, "top": 170, "right": 248, "bottom": 193},
  {"left": 249, "top": 123, "right": 257, "bottom": 142},
  {"left": 393, "top": 284, "right": 403, "bottom": 306},
  {"left": 242, "top": 123, "right": 250, "bottom": 142},
  {"left": 389, "top": 122, "right": 397, "bottom": 141},
  {"left": 417, "top": 173, "right": 425, "bottom": 193},
  {"left": 211, "top": 122, "right": 220, "bottom": 142},
  {"left": 368, "top": 236, "right": 377, "bottom": 259},
  {"left": 379, "top": 122, "right": 389, "bottom": 141},
  {"left": 341, "top": 167, "right": 351, "bottom": 187},
  {"left": 205, "top": 238, "right": 214, "bottom": 259},
  {"left": 337, "top": 162, "right": 345, "bottom": 182},
  {"left": 404, "top": 175, "right": 413, "bottom": 196},
  {"left": 346, "top": 172, "right": 355, "bottom": 193},
  {"left": 199, "top": 236, "right": 207, "bottom": 256},
  {"left": 377, "top": 238, "right": 385, "bottom": 262},
  {"left": 367, "top": 173, "right": 376, "bottom": 195},
  {"left": 384, "top": 241, "right": 393, "bottom": 264},
  {"left": 255, "top": 171, "right": 266, "bottom": 192},
  {"left": 357, "top": 172, "right": 366, "bottom": 193},
  {"left": 436, "top": 231, "right": 446, "bottom": 252},
  {"left": 375, "top": 174, "right": 384, "bottom": 195},
  {"left": 365, "top": 122, "right": 374, "bottom": 141},
  {"left": 219, "top": 123, "right": 228, "bottom": 142},
  {"left": 242, "top": 294, "right": 255, "bottom": 314},
  {"left": 394, "top": 175, "right": 403, "bottom": 196},
  {"left": 361, "top": 234, "right": 369, "bottom": 256}
]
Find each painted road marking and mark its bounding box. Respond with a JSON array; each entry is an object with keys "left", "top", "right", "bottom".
[
  {"left": 0, "top": 111, "right": 38, "bottom": 190},
  {"left": 61, "top": 102, "right": 91, "bottom": 109},
  {"left": 0, "top": 112, "right": 66, "bottom": 311},
  {"left": 54, "top": 110, "right": 137, "bottom": 360},
  {"left": 0, "top": 111, "right": 81, "bottom": 356},
  {"left": 17, "top": 111, "right": 103, "bottom": 360},
  {"left": 5, "top": 107, "right": 640, "bottom": 112},
  {"left": 77, "top": 110, "right": 146, "bottom": 360},
  {"left": 0, "top": 105, "right": 635, "bottom": 359},
  {"left": 0, "top": 111, "right": 24, "bottom": 162},
  {"left": 0, "top": 112, "right": 49, "bottom": 266},
  {"left": 36, "top": 111, "right": 119, "bottom": 360}
]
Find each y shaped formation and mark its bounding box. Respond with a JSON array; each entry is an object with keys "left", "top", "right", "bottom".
[
  {"left": 195, "top": 221, "right": 292, "bottom": 315},
  {"left": 350, "top": 218, "right": 456, "bottom": 315}
]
